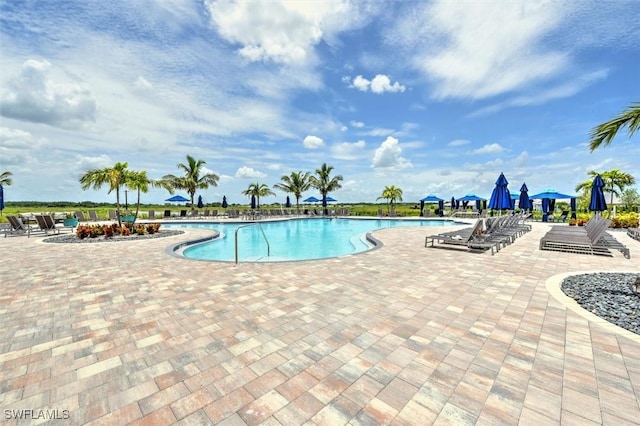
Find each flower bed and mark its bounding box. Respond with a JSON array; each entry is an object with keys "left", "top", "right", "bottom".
[{"left": 76, "top": 223, "right": 162, "bottom": 239}]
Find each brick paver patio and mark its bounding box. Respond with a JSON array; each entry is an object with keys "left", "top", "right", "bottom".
[{"left": 1, "top": 220, "right": 639, "bottom": 425}]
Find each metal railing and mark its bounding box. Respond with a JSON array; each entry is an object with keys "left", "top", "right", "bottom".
[{"left": 234, "top": 222, "right": 270, "bottom": 264}]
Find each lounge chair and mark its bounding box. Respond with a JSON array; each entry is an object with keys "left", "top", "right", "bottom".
[
  {"left": 108, "top": 210, "right": 118, "bottom": 221},
  {"left": 539, "top": 217, "right": 613, "bottom": 257},
  {"left": 88, "top": 210, "right": 99, "bottom": 221},
  {"left": 148, "top": 210, "right": 156, "bottom": 220},
  {"left": 5, "top": 215, "right": 34, "bottom": 237},
  {"left": 163, "top": 210, "right": 171, "bottom": 219},
  {"left": 75, "top": 211, "right": 87, "bottom": 222},
  {"left": 179, "top": 210, "right": 187, "bottom": 218},
  {"left": 628, "top": 227, "right": 640, "bottom": 242},
  {"left": 425, "top": 219, "right": 484, "bottom": 248},
  {"left": 34, "top": 214, "right": 63, "bottom": 235}
]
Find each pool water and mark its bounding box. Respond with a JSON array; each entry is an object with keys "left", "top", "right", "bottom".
[{"left": 166, "top": 218, "right": 459, "bottom": 262}]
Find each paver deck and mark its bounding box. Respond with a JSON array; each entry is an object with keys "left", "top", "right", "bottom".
[{"left": 1, "top": 220, "right": 639, "bottom": 425}]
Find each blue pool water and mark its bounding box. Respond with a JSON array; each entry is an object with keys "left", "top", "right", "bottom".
[{"left": 166, "top": 218, "right": 459, "bottom": 262}]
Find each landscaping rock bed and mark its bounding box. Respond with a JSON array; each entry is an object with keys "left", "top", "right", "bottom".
[{"left": 561, "top": 272, "right": 640, "bottom": 335}]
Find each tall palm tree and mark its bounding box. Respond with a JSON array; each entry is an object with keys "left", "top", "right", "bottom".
[
  {"left": 309, "top": 163, "right": 343, "bottom": 215},
  {"left": 574, "top": 169, "right": 636, "bottom": 208},
  {"left": 273, "top": 171, "right": 311, "bottom": 208},
  {"left": 79, "top": 162, "right": 129, "bottom": 226},
  {"left": 242, "top": 182, "right": 275, "bottom": 208},
  {"left": 377, "top": 185, "right": 403, "bottom": 214},
  {"left": 589, "top": 102, "right": 640, "bottom": 151},
  {"left": 162, "top": 155, "right": 219, "bottom": 211},
  {"left": 0, "top": 171, "right": 12, "bottom": 186},
  {"left": 127, "top": 170, "right": 174, "bottom": 224}
]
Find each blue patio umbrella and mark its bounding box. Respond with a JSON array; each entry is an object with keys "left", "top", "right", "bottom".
[
  {"left": 488, "top": 173, "right": 512, "bottom": 212},
  {"left": 325, "top": 196, "right": 337, "bottom": 202},
  {"left": 197, "top": 195, "right": 204, "bottom": 209},
  {"left": 303, "top": 196, "right": 320, "bottom": 203},
  {"left": 222, "top": 196, "right": 228, "bottom": 208},
  {"left": 250, "top": 194, "right": 256, "bottom": 209},
  {"left": 421, "top": 195, "right": 443, "bottom": 216},
  {"left": 166, "top": 195, "right": 189, "bottom": 203},
  {"left": 589, "top": 174, "right": 607, "bottom": 214},
  {"left": 457, "top": 194, "right": 486, "bottom": 202},
  {"left": 518, "top": 183, "right": 531, "bottom": 212},
  {"left": 285, "top": 196, "right": 291, "bottom": 208},
  {"left": 0, "top": 184, "right": 4, "bottom": 215},
  {"left": 529, "top": 189, "right": 574, "bottom": 200}
]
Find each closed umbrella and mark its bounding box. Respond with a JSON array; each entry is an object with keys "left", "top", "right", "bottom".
[
  {"left": 589, "top": 174, "right": 607, "bottom": 214},
  {"left": 542, "top": 198, "right": 550, "bottom": 222},
  {"left": 285, "top": 196, "right": 291, "bottom": 208},
  {"left": 222, "top": 196, "right": 228, "bottom": 209},
  {"left": 250, "top": 194, "right": 256, "bottom": 209},
  {"left": 0, "top": 184, "right": 4, "bottom": 215},
  {"left": 518, "top": 183, "right": 530, "bottom": 212},
  {"left": 197, "top": 195, "right": 204, "bottom": 209},
  {"left": 570, "top": 197, "right": 577, "bottom": 220},
  {"left": 488, "top": 172, "right": 512, "bottom": 213},
  {"left": 438, "top": 200, "right": 444, "bottom": 216}
]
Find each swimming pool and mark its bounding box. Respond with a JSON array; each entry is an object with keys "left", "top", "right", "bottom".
[{"left": 166, "top": 218, "right": 461, "bottom": 262}]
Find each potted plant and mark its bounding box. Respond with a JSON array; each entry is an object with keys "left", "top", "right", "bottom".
[
  {"left": 63, "top": 213, "right": 79, "bottom": 228},
  {"left": 569, "top": 219, "right": 577, "bottom": 226}
]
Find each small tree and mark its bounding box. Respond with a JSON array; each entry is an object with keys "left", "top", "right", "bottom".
[
  {"left": 273, "top": 171, "right": 311, "bottom": 208},
  {"left": 79, "top": 162, "right": 129, "bottom": 226},
  {"left": 242, "top": 182, "right": 275, "bottom": 208},
  {"left": 621, "top": 188, "right": 640, "bottom": 211},
  {"left": 377, "top": 185, "right": 403, "bottom": 214},
  {"left": 309, "top": 163, "right": 343, "bottom": 215},
  {"left": 162, "top": 155, "right": 219, "bottom": 211}
]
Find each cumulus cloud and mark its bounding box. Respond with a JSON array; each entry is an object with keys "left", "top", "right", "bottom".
[
  {"left": 372, "top": 136, "right": 412, "bottom": 169},
  {"left": 303, "top": 135, "right": 324, "bottom": 149},
  {"left": 235, "top": 166, "right": 267, "bottom": 179},
  {"left": 0, "top": 127, "right": 34, "bottom": 148},
  {"left": 331, "top": 140, "right": 366, "bottom": 160},
  {"left": 340, "top": 125, "right": 348, "bottom": 132},
  {"left": 347, "top": 74, "right": 406, "bottom": 94},
  {"left": 205, "top": 0, "right": 368, "bottom": 66},
  {"left": 0, "top": 59, "right": 98, "bottom": 128},
  {"left": 469, "top": 143, "right": 504, "bottom": 154},
  {"left": 134, "top": 76, "right": 153, "bottom": 90},
  {"left": 448, "top": 139, "right": 470, "bottom": 147},
  {"left": 350, "top": 120, "right": 365, "bottom": 128}
]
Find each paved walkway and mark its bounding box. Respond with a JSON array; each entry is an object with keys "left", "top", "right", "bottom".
[{"left": 1, "top": 220, "right": 639, "bottom": 425}]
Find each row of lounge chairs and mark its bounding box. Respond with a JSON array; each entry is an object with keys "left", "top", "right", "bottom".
[
  {"left": 539, "top": 215, "right": 630, "bottom": 258},
  {"left": 628, "top": 227, "right": 640, "bottom": 242},
  {"left": 425, "top": 213, "right": 532, "bottom": 255},
  {"left": 4, "top": 214, "right": 74, "bottom": 238}
]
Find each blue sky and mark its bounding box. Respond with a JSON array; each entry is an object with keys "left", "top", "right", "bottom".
[{"left": 1, "top": 0, "right": 639, "bottom": 205}]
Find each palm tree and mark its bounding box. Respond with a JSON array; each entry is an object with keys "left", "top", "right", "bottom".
[
  {"left": 242, "top": 182, "right": 275, "bottom": 208},
  {"left": 574, "top": 169, "right": 636, "bottom": 209},
  {"left": 377, "top": 185, "right": 403, "bottom": 214},
  {"left": 0, "top": 171, "right": 12, "bottom": 186},
  {"left": 309, "top": 163, "right": 343, "bottom": 215},
  {"left": 589, "top": 102, "right": 640, "bottom": 151},
  {"left": 273, "top": 171, "right": 311, "bottom": 208},
  {"left": 162, "top": 155, "right": 219, "bottom": 211},
  {"left": 79, "top": 162, "right": 129, "bottom": 226},
  {"left": 127, "top": 170, "right": 174, "bottom": 224}
]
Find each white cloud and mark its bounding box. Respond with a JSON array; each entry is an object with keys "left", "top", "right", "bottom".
[
  {"left": 332, "top": 140, "right": 366, "bottom": 160},
  {"left": 469, "top": 143, "right": 504, "bottom": 155},
  {"left": 205, "top": 0, "right": 368, "bottom": 66},
  {"left": 394, "top": 1, "right": 570, "bottom": 99},
  {"left": 235, "top": 166, "right": 267, "bottom": 179},
  {"left": 448, "top": 139, "right": 470, "bottom": 147},
  {"left": 513, "top": 151, "right": 529, "bottom": 166},
  {"left": 303, "top": 135, "right": 324, "bottom": 149},
  {"left": 134, "top": 76, "right": 153, "bottom": 90},
  {"left": 372, "top": 136, "right": 412, "bottom": 169},
  {"left": 347, "top": 74, "right": 406, "bottom": 94},
  {"left": 350, "top": 120, "right": 365, "bottom": 128},
  {"left": 0, "top": 59, "right": 98, "bottom": 128},
  {"left": 340, "top": 125, "right": 348, "bottom": 132}
]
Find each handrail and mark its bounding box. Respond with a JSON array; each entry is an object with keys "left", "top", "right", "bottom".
[{"left": 234, "top": 223, "right": 270, "bottom": 264}]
